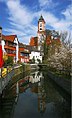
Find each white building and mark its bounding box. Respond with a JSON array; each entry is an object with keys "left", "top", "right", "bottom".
[
  {"left": 0, "top": 27, "right": 19, "bottom": 63},
  {"left": 29, "top": 51, "right": 42, "bottom": 64}
]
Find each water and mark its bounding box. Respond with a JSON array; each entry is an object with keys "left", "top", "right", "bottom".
[{"left": 0, "top": 71, "right": 71, "bottom": 118}]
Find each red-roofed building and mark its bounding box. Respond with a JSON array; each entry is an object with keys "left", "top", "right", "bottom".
[
  {"left": 29, "top": 15, "right": 61, "bottom": 63},
  {"left": 0, "top": 27, "right": 30, "bottom": 64},
  {"left": 19, "top": 43, "right": 30, "bottom": 63},
  {"left": 1, "top": 33, "right": 19, "bottom": 63},
  {"left": 29, "top": 37, "right": 38, "bottom": 46},
  {"left": 29, "top": 15, "right": 61, "bottom": 51}
]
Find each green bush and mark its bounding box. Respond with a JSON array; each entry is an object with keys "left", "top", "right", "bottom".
[{"left": 4, "top": 56, "right": 13, "bottom": 66}]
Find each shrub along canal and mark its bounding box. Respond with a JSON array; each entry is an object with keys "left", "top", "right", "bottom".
[{"left": 0, "top": 70, "right": 71, "bottom": 118}]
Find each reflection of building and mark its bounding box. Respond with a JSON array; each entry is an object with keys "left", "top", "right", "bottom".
[
  {"left": 38, "top": 78, "right": 46, "bottom": 114},
  {"left": 30, "top": 71, "right": 46, "bottom": 114},
  {"left": 9, "top": 75, "right": 30, "bottom": 97},
  {"left": 29, "top": 71, "right": 43, "bottom": 83}
]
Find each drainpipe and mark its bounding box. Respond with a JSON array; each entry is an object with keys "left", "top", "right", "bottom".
[{"left": 14, "top": 37, "right": 19, "bottom": 63}]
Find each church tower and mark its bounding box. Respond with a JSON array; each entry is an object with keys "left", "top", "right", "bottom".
[
  {"left": 38, "top": 15, "right": 45, "bottom": 33},
  {"left": 37, "top": 15, "right": 46, "bottom": 51}
]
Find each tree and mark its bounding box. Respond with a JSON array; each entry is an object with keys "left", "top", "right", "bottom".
[
  {"left": 4, "top": 56, "right": 13, "bottom": 66},
  {"left": 3, "top": 53, "right": 8, "bottom": 62},
  {"left": 47, "top": 31, "right": 72, "bottom": 76},
  {"left": 43, "top": 38, "right": 49, "bottom": 61}
]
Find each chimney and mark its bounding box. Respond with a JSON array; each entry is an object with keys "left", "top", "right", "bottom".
[{"left": 0, "top": 27, "right": 2, "bottom": 44}]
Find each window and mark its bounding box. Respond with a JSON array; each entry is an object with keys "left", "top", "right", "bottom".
[
  {"left": 0, "top": 33, "right": 1, "bottom": 37},
  {"left": 40, "top": 24, "right": 42, "bottom": 27},
  {"left": 40, "top": 28, "right": 42, "bottom": 31}
]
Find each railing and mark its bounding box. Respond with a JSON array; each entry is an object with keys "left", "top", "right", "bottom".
[
  {"left": 0, "top": 69, "right": 14, "bottom": 94},
  {"left": 4, "top": 45, "right": 16, "bottom": 50}
]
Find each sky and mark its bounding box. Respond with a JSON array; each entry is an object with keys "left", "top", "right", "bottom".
[{"left": 0, "top": 0, "right": 72, "bottom": 44}]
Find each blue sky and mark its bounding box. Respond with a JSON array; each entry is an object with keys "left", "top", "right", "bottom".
[{"left": 0, "top": 0, "right": 72, "bottom": 44}]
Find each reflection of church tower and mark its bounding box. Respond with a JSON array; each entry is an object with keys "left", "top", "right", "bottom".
[
  {"left": 37, "top": 15, "right": 46, "bottom": 51},
  {"left": 38, "top": 77, "right": 46, "bottom": 115}
]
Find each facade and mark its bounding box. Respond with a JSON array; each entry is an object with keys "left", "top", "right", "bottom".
[
  {"left": 0, "top": 27, "right": 30, "bottom": 63},
  {"left": 29, "top": 15, "right": 61, "bottom": 54},
  {"left": 2, "top": 34, "right": 19, "bottom": 63},
  {"left": 22, "top": 44, "right": 42, "bottom": 64},
  {"left": 37, "top": 15, "right": 46, "bottom": 51},
  {"left": 19, "top": 43, "right": 30, "bottom": 63},
  {"left": 29, "top": 51, "right": 42, "bottom": 64},
  {"left": 29, "top": 37, "right": 38, "bottom": 46}
]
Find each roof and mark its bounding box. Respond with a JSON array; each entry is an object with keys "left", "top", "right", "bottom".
[
  {"left": 38, "top": 15, "right": 45, "bottom": 23},
  {"left": 24, "top": 45, "right": 38, "bottom": 52},
  {"left": 2, "top": 35, "right": 6, "bottom": 40},
  {"left": 19, "top": 42, "right": 25, "bottom": 47},
  {"left": 29, "top": 37, "right": 38, "bottom": 46},
  {"left": 20, "top": 50, "right": 30, "bottom": 54},
  {"left": 2, "top": 35, "right": 17, "bottom": 42},
  {"left": 0, "top": 27, "right": 2, "bottom": 29}
]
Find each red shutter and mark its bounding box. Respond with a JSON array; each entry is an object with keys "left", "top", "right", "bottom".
[{"left": 0, "top": 45, "right": 4, "bottom": 68}]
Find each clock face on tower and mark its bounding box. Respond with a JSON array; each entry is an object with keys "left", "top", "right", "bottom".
[{"left": 39, "top": 22, "right": 42, "bottom": 31}]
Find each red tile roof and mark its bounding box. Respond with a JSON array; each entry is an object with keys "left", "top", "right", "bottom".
[
  {"left": 29, "top": 37, "right": 38, "bottom": 46},
  {"left": 29, "top": 35, "right": 61, "bottom": 47},
  {"left": 2, "top": 35, "right": 17, "bottom": 42}
]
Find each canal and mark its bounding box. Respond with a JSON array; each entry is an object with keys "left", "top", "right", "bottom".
[{"left": 0, "top": 70, "right": 71, "bottom": 118}]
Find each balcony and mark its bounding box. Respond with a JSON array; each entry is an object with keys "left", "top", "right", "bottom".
[
  {"left": 7, "top": 53, "right": 16, "bottom": 57},
  {"left": 4, "top": 45, "right": 16, "bottom": 50},
  {"left": 20, "top": 55, "right": 29, "bottom": 59}
]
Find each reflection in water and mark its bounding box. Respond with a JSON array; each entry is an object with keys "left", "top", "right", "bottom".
[
  {"left": 38, "top": 81, "right": 46, "bottom": 115},
  {"left": 29, "top": 71, "right": 43, "bottom": 83},
  {"left": 15, "top": 82, "right": 19, "bottom": 103},
  {"left": 0, "top": 71, "right": 71, "bottom": 118}
]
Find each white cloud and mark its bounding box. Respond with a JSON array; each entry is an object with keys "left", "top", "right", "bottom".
[
  {"left": 62, "top": 5, "right": 72, "bottom": 21},
  {"left": 7, "top": 0, "right": 34, "bottom": 25},
  {"left": 53, "top": 5, "right": 72, "bottom": 31},
  {"left": 39, "top": 0, "right": 51, "bottom": 7},
  {"left": 39, "top": 0, "right": 58, "bottom": 9},
  {"left": 4, "top": 28, "right": 26, "bottom": 37},
  {"left": 2, "top": 0, "right": 37, "bottom": 44},
  {"left": 1, "top": 0, "right": 72, "bottom": 44},
  {"left": 4, "top": 28, "right": 32, "bottom": 44},
  {"left": 37, "top": 5, "right": 72, "bottom": 31},
  {"left": 38, "top": 0, "right": 72, "bottom": 32},
  {"left": 40, "top": 11, "right": 58, "bottom": 24}
]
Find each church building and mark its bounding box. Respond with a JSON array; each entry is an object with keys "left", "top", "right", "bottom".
[{"left": 29, "top": 15, "right": 61, "bottom": 60}]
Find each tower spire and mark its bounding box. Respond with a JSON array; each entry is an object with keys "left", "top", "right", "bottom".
[{"left": 38, "top": 15, "right": 45, "bottom": 23}]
